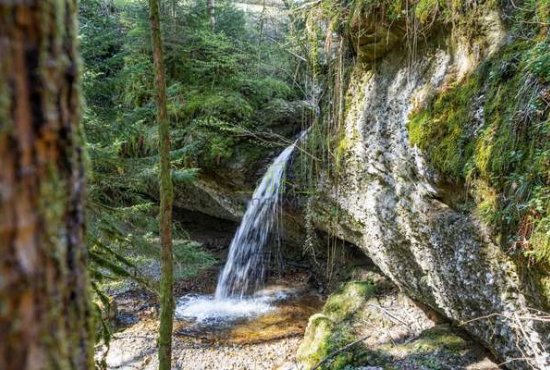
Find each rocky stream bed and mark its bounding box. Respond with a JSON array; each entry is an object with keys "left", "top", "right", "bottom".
[{"left": 96, "top": 266, "right": 501, "bottom": 370}]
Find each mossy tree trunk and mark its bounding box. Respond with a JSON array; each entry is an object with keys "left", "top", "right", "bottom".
[
  {"left": 147, "top": 0, "right": 174, "bottom": 369},
  {"left": 0, "top": 1, "right": 92, "bottom": 369}
]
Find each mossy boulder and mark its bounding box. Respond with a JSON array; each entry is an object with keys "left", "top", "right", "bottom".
[
  {"left": 297, "top": 281, "right": 380, "bottom": 370},
  {"left": 324, "top": 281, "right": 378, "bottom": 322},
  {"left": 297, "top": 314, "right": 336, "bottom": 368},
  {"left": 296, "top": 314, "right": 359, "bottom": 370}
]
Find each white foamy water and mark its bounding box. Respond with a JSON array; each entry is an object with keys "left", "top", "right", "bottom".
[{"left": 175, "top": 294, "right": 278, "bottom": 323}]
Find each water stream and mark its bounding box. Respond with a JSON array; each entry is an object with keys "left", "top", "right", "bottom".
[{"left": 176, "top": 133, "right": 305, "bottom": 323}]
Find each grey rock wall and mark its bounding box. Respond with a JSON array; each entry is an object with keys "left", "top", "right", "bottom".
[{"left": 309, "top": 15, "right": 550, "bottom": 369}]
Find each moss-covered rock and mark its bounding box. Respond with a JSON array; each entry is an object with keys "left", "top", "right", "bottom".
[
  {"left": 296, "top": 280, "right": 381, "bottom": 370},
  {"left": 297, "top": 314, "right": 336, "bottom": 368},
  {"left": 324, "top": 281, "right": 378, "bottom": 322},
  {"left": 297, "top": 304, "right": 367, "bottom": 370},
  {"left": 408, "top": 38, "right": 550, "bottom": 270},
  {"left": 296, "top": 276, "right": 497, "bottom": 370}
]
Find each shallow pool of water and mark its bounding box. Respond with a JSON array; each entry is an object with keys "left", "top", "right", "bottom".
[{"left": 174, "top": 285, "right": 323, "bottom": 344}]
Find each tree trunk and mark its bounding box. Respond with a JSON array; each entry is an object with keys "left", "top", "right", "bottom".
[
  {"left": 0, "top": 1, "right": 92, "bottom": 370},
  {"left": 147, "top": 0, "right": 174, "bottom": 369},
  {"left": 207, "top": 0, "right": 215, "bottom": 30}
]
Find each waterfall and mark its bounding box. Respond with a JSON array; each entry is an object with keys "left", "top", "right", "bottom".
[
  {"left": 215, "top": 134, "right": 303, "bottom": 299},
  {"left": 175, "top": 132, "right": 305, "bottom": 323}
]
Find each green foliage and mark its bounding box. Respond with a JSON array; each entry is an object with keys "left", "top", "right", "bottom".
[
  {"left": 79, "top": 0, "right": 304, "bottom": 327},
  {"left": 111, "top": 0, "right": 302, "bottom": 168},
  {"left": 408, "top": 10, "right": 550, "bottom": 267},
  {"left": 79, "top": 0, "right": 124, "bottom": 109},
  {"left": 324, "top": 281, "right": 378, "bottom": 322}
]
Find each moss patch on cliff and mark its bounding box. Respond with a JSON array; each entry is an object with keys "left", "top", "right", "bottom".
[
  {"left": 408, "top": 6, "right": 550, "bottom": 272},
  {"left": 302, "top": 0, "right": 500, "bottom": 63}
]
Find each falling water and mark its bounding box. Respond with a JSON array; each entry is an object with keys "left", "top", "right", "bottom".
[
  {"left": 215, "top": 135, "right": 303, "bottom": 299},
  {"left": 175, "top": 133, "right": 305, "bottom": 323}
]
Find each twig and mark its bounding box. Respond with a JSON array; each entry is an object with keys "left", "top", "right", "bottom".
[
  {"left": 311, "top": 334, "right": 370, "bottom": 370},
  {"left": 293, "top": 0, "right": 321, "bottom": 12},
  {"left": 367, "top": 303, "right": 410, "bottom": 327},
  {"left": 232, "top": 125, "right": 321, "bottom": 162},
  {"left": 458, "top": 312, "right": 500, "bottom": 326}
]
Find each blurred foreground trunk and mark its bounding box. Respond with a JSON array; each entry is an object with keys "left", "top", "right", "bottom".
[{"left": 0, "top": 1, "right": 92, "bottom": 369}]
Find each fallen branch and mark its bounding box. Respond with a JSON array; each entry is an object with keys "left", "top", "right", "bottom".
[
  {"left": 311, "top": 334, "right": 370, "bottom": 370},
  {"left": 367, "top": 303, "right": 410, "bottom": 327},
  {"left": 232, "top": 125, "right": 321, "bottom": 162}
]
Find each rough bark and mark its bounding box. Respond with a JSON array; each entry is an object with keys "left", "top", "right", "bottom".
[
  {"left": 0, "top": 1, "right": 92, "bottom": 369},
  {"left": 147, "top": 0, "right": 174, "bottom": 369}
]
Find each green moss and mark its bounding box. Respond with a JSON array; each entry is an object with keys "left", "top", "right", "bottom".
[
  {"left": 334, "top": 132, "right": 355, "bottom": 175},
  {"left": 405, "top": 325, "right": 467, "bottom": 354},
  {"left": 297, "top": 314, "right": 365, "bottom": 370},
  {"left": 408, "top": 37, "right": 550, "bottom": 267},
  {"left": 297, "top": 280, "right": 381, "bottom": 369},
  {"left": 408, "top": 75, "right": 480, "bottom": 180},
  {"left": 536, "top": 0, "right": 550, "bottom": 27},
  {"left": 415, "top": 0, "right": 443, "bottom": 24},
  {"left": 324, "top": 281, "right": 378, "bottom": 322},
  {"left": 297, "top": 314, "right": 335, "bottom": 368}
]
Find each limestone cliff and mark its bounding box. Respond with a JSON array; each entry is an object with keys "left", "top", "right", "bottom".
[{"left": 297, "top": 1, "right": 550, "bottom": 368}]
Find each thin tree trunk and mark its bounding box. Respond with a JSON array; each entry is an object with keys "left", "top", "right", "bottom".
[
  {"left": 172, "top": 0, "right": 177, "bottom": 31},
  {"left": 207, "top": 0, "right": 215, "bottom": 30},
  {"left": 0, "top": 1, "right": 92, "bottom": 369},
  {"left": 147, "top": 0, "right": 174, "bottom": 369}
]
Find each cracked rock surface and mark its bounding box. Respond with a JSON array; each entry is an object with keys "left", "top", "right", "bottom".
[{"left": 307, "top": 14, "right": 550, "bottom": 370}]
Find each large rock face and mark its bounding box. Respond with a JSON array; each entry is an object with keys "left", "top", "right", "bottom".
[{"left": 307, "top": 12, "right": 550, "bottom": 370}]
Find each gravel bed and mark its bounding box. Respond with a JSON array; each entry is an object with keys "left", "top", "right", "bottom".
[{"left": 97, "top": 320, "right": 301, "bottom": 370}]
